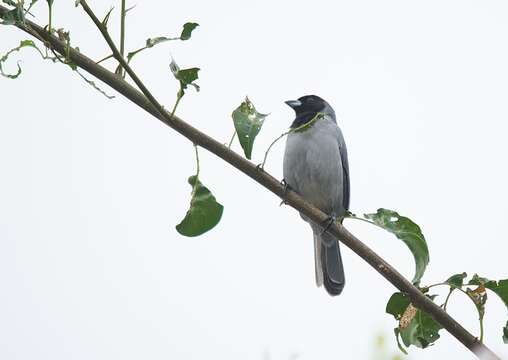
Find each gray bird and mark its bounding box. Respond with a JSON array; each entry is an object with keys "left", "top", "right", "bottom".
[{"left": 283, "top": 95, "right": 350, "bottom": 296}]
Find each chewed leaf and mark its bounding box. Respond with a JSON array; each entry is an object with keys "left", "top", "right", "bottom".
[
  {"left": 232, "top": 97, "right": 268, "bottom": 160},
  {"left": 468, "top": 274, "right": 508, "bottom": 342},
  {"left": 469, "top": 275, "right": 508, "bottom": 310},
  {"left": 386, "top": 292, "right": 442, "bottom": 352},
  {"left": 365, "top": 209, "right": 429, "bottom": 284},
  {"left": 170, "top": 58, "right": 200, "bottom": 96},
  {"left": 399, "top": 306, "right": 443, "bottom": 349},
  {"left": 176, "top": 175, "right": 223, "bottom": 237},
  {"left": 180, "top": 22, "right": 199, "bottom": 40},
  {"left": 445, "top": 272, "right": 467, "bottom": 288}
]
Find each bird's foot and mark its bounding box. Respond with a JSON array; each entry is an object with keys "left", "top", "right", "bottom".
[
  {"left": 279, "top": 179, "right": 291, "bottom": 206},
  {"left": 321, "top": 213, "right": 337, "bottom": 236},
  {"left": 320, "top": 213, "right": 338, "bottom": 246}
]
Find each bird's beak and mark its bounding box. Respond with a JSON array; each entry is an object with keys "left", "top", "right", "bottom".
[{"left": 285, "top": 100, "right": 302, "bottom": 109}]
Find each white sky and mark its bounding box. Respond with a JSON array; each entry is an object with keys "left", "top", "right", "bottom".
[{"left": 1, "top": 1, "right": 508, "bottom": 359}]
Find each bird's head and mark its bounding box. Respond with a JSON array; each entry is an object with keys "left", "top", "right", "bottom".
[{"left": 285, "top": 95, "right": 336, "bottom": 128}]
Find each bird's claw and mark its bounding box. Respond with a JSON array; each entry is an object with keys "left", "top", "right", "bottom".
[
  {"left": 256, "top": 163, "right": 264, "bottom": 171},
  {"left": 321, "top": 214, "right": 337, "bottom": 236},
  {"left": 279, "top": 179, "right": 291, "bottom": 206}
]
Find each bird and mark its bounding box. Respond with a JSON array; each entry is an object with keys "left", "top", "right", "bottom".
[{"left": 283, "top": 95, "right": 350, "bottom": 296}]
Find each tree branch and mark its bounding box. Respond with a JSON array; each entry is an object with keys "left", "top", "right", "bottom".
[{"left": 0, "top": 4, "right": 500, "bottom": 359}]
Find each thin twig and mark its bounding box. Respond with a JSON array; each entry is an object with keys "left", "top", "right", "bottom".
[
  {"left": 96, "top": 53, "right": 114, "bottom": 64},
  {"left": 119, "top": 0, "right": 126, "bottom": 77}
]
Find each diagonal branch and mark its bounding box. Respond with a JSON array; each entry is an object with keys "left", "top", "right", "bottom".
[{"left": 0, "top": 4, "right": 500, "bottom": 359}]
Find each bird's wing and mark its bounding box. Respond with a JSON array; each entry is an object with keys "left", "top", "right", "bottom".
[{"left": 337, "top": 129, "right": 350, "bottom": 211}]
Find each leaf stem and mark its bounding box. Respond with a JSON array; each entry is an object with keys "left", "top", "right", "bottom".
[
  {"left": 171, "top": 93, "right": 182, "bottom": 117},
  {"left": 345, "top": 213, "right": 394, "bottom": 233},
  {"left": 194, "top": 144, "right": 200, "bottom": 177},
  {"left": 227, "top": 130, "right": 236, "bottom": 149},
  {"left": 261, "top": 112, "right": 322, "bottom": 169},
  {"left": 443, "top": 288, "right": 454, "bottom": 311},
  {"left": 456, "top": 287, "right": 485, "bottom": 342},
  {"left": 47, "top": 2, "right": 52, "bottom": 33}
]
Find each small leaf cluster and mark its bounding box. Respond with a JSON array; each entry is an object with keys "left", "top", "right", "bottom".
[{"left": 386, "top": 273, "right": 508, "bottom": 353}]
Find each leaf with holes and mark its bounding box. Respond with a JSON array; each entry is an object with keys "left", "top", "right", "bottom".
[
  {"left": 469, "top": 274, "right": 508, "bottom": 343},
  {"left": 232, "top": 97, "right": 268, "bottom": 160},
  {"left": 399, "top": 307, "right": 443, "bottom": 349},
  {"left": 180, "top": 22, "right": 199, "bottom": 40},
  {"left": 365, "top": 209, "right": 429, "bottom": 284},
  {"left": 176, "top": 175, "right": 223, "bottom": 237},
  {"left": 469, "top": 275, "right": 508, "bottom": 310}
]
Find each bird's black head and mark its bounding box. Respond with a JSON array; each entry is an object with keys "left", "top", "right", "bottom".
[{"left": 285, "top": 95, "right": 335, "bottom": 128}]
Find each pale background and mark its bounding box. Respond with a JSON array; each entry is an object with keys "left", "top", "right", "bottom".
[{"left": 1, "top": 1, "right": 507, "bottom": 359}]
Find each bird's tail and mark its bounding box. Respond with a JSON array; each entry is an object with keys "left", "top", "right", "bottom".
[{"left": 312, "top": 226, "right": 345, "bottom": 296}]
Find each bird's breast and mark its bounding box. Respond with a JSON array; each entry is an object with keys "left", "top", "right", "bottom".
[{"left": 283, "top": 124, "right": 344, "bottom": 214}]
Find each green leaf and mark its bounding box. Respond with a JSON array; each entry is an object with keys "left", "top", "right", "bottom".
[
  {"left": 176, "top": 175, "right": 223, "bottom": 237},
  {"left": 169, "top": 58, "right": 200, "bottom": 96},
  {"left": 0, "top": 4, "right": 24, "bottom": 25},
  {"left": 364, "top": 209, "right": 429, "bottom": 284},
  {"left": 386, "top": 292, "right": 411, "bottom": 320},
  {"left": 468, "top": 274, "right": 508, "bottom": 343},
  {"left": 231, "top": 97, "right": 268, "bottom": 160},
  {"left": 399, "top": 307, "right": 443, "bottom": 349},
  {"left": 180, "top": 22, "right": 199, "bottom": 40},
  {"left": 445, "top": 272, "right": 467, "bottom": 288},
  {"left": 469, "top": 275, "right": 508, "bottom": 310}
]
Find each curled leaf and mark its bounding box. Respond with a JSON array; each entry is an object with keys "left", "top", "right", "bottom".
[
  {"left": 445, "top": 272, "right": 467, "bottom": 289},
  {"left": 0, "top": 40, "right": 38, "bottom": 79},
  {"left": 180, "top": 22, "right": 199, "bottom": 40},
  {"left": 170, "top": 58, "right": 200, "bottom": 96},
  {"left": 232, "top": 97, "right": 268, "bottom": 160},
  {"left": 365, "top": 209, "right": 429, "bottom": 284},
  {"left": 176, "top": 175, "right": 223, "bottom": 237}
]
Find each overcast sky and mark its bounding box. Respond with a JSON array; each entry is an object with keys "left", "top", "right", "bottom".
[{"left": 1, "top": 1, "right": 508, "bottom": 359}]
